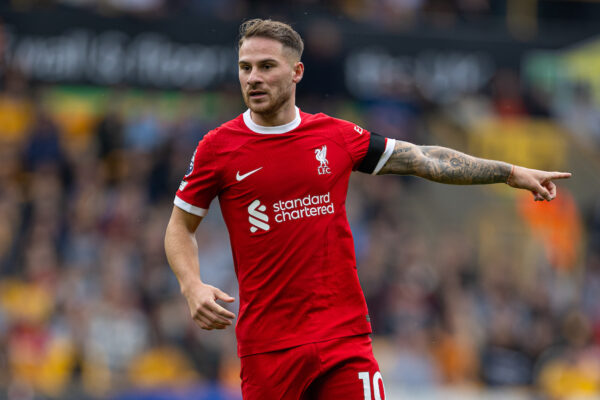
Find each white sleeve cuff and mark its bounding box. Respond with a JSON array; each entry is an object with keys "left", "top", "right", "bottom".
[
  {"left": 174, "top": 196, "right": 208, "bottom": 217},
  {"left": 372, "top": 138, "right": 396, "bottom": 175}
]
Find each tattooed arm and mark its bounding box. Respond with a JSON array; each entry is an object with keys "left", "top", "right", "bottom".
[
  {"left": 378, "top": 142, "right": 512, "bottom": 184},
  {"left": 378, "top": 140, "right": 571, "bottom": 201}
]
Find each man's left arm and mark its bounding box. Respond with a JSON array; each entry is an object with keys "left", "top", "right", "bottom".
[{"left": 377, "top": 140, "right": 571, "bottom": 201}]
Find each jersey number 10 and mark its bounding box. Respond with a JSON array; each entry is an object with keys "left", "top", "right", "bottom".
[{"left": 358, "top": 371, "right": 385, "bottom": 400}]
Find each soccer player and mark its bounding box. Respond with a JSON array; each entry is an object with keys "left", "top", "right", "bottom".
[{"left": 164, "top": 19, "right": 571, "bottom": 400}]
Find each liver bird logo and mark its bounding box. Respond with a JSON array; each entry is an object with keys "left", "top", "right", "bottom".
[
  {"left": 315, "top": 145, "right": 328, "bottom": 168},
  {"left": 315, "top": 145, "right": 331, "bottom": 175}
]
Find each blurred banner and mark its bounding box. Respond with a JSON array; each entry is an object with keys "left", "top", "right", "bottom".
[
  {"left": 2, "top": 8, "right": 597, "bottom": 99},
  {"left": 0, "top": 11, "right": 238, "bottom": 89}
]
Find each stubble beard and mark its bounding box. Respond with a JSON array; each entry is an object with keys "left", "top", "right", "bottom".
[{"left": 244, "top": 84, "right": 294, "bottom": 121}]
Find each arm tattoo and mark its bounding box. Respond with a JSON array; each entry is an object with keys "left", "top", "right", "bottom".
[{"left": 378, "top": 142, "right": 512, "bottom": 184}]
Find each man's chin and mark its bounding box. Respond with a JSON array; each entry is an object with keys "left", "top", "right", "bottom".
[{"left": 248, "top": 102, "right": 273, "bottom": 114}]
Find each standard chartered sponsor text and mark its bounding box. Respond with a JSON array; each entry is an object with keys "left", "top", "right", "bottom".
[{"left": 273, "top": 193, "right": 334, "bottom": 223}]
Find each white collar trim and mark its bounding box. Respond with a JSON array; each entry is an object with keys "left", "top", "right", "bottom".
[{"left": 243, "top": 107, "right": 301, "bottom": 134}]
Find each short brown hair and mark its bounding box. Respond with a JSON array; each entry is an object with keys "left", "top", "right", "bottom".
[{"left": 238, "top": 19, "right": 304, "bottom": 60}]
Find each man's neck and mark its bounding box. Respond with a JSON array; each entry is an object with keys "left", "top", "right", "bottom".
[{"left": 250, "top": 102, "right": 297, "bottom": 127}]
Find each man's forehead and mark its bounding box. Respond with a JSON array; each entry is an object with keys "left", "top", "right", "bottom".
[{"left": 238, "top": 37, "right": 296, "bottom": 62}]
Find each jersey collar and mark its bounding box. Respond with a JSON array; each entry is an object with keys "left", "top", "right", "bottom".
[{"left": 243, "top": 107, "right": 301, "bottom": 134}]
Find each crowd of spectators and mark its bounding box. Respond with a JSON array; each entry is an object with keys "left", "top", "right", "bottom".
[
  {"left": 0, "top": 2, "right": 600, "bottom": 399},
  {"left": 7, "top": 0, "right": 600, "bottom": 34},
  {"left": 3, "top": 0, "right": 499, "bottom": 22},
  {"left": 0, "top": 62, "right": 599, "bottom": 400}
]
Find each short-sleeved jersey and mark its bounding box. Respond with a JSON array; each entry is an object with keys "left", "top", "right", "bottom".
[{"left": 175, "top": 108, "right": 395, "bottom": 357}]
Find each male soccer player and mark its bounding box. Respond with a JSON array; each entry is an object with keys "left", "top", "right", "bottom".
[{"left": 164, "top": 19, "right": 571, "bottom": 400}]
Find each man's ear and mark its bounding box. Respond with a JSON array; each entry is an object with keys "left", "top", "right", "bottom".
[{"left": 292, "top": 62, "right": 304, "bottom": 84}]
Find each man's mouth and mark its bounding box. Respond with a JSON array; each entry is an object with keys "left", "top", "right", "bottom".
[{"left": 249, "top": 90, "right": 267, "bottom": 99}]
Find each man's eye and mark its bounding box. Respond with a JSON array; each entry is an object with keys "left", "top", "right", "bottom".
[{"left": 263, "top": 65, "right": 272, "bottom": 69}]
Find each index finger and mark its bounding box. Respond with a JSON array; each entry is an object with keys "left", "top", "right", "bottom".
[
  {"left": 548, "top": 172, "right": 571, "bottom": 180},
  {"left": 208, "top": 301, "right": 236, "bottom": 320}
]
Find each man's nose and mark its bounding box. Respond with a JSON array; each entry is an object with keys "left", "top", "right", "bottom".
[{"left": 247, "top": 69, "right": 263, "bottom": 85}]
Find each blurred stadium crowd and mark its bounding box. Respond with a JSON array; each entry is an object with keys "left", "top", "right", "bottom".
[
  {"left": 1, "top": 1, "right": 600, "bottom": 400},
  {"left": 8, "top": 0, "right": 600, "bottom": 34},
  {"left": 2, "top": 0, "right": 537, "bottom": 23}
]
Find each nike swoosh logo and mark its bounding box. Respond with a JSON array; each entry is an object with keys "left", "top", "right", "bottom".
[{"left": 236, "top": 167, "right": 263, "bottom": 181}]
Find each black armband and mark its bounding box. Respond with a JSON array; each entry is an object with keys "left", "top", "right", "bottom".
[{"left": 357, "top": 132, "right": 386, "bottom": 174}]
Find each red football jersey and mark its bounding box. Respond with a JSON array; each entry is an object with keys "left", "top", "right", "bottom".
[{"left": 175, "top": 108, "right": 395, "bottom": 356}]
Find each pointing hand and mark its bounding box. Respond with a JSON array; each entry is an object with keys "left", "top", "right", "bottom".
[{"left": 507, "top": 166, "right": 571, "bottom": 201}]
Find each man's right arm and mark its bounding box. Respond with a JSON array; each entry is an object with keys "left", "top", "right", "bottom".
[
  {"left": 377, "top": 140, "right": 571, "bottom": 201},
  {"left": 164, "top": 206, "right": 236, "bottom": 330}
]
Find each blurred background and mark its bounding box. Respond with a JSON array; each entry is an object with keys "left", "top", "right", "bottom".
[{"left": 0, "top": 0, "right": 599, "bottom": 399}]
